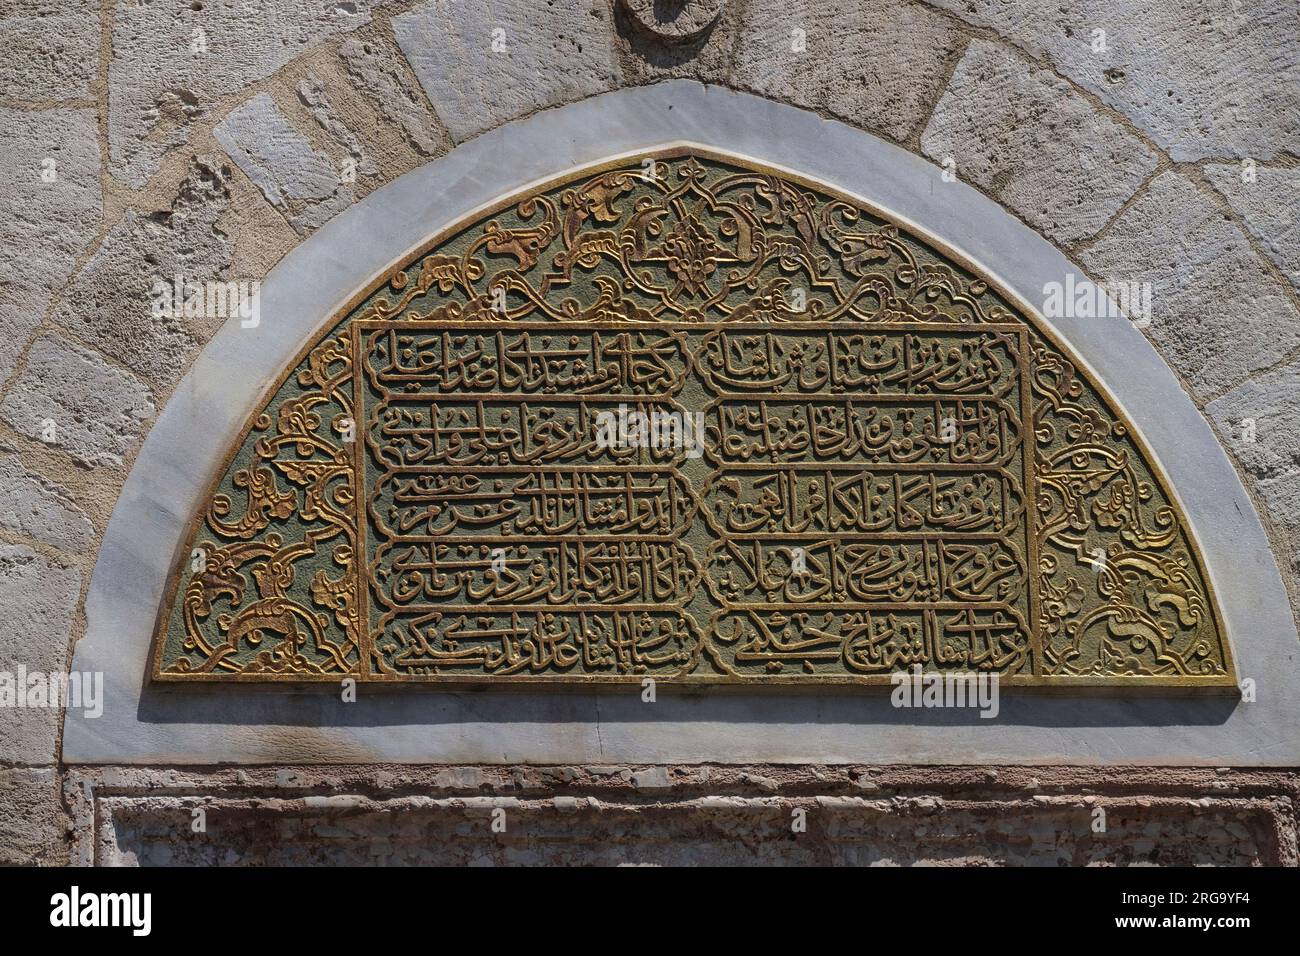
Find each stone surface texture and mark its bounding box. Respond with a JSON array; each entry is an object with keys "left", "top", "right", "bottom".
[
  {"left": 1203, "top": 162, "right": 1300, "bottom": 292},
  {"left": 213, "top": 94, "right": 353, "bottom": 235},
  {"left": 731, "top": 0, "right": 963, "bottom": 142},
  {"left": 66, "top": 766, "right": 1300, "bottom": 867},
  {"left": 1, "top": 768, "right": 70, "bottom": 865},
  {"left": 296, "top": 74, "right": 379, "bottom": 180},
  {"left": 921, "top": 40, "right": 1159, "bottom": 244},
  {"left": 0, "top": 107, "right": 103, "bottom": 387},
  {"left": 0, "top": 333, "right": 155, "bottom": 469},
  {"left": 0, "top": 2, "right": 100, "bottom": 102},
  {"left": 392, "top": 0, "right": 622, "bottom": 143},
  {"left": 0, "top": 455, "right": 95, "bottom": 552},
  {"left": 1208, "top": 360, "right": 1300, "bottom": 589},
  {"left": 920, "top": 0, "right": 1300, "bottom": 161},
  {"left": 337, "top": 35, "right": 449, "bottom": 157},
  {"left": 52, "top": 156, "right": 234, "bottom": 387},
  {"left": 1081, "top": 171, "right": 1300, "bottom": 398},
  {"left": 0, "top": 0, "right": 1298, "bottom": 865},
  {"left": 618, "top": 0, "right": 726, "bottom": 44},
  {"left": 107, "top": 0, "right": 378, "bottom": 187},
  {"left": 0, "top": 545, "right": 81, "bottom": 767}
]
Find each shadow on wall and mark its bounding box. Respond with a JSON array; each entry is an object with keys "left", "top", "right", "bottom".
[{"left": 133, "top": 683, "right": 1239, "bottom": 730}]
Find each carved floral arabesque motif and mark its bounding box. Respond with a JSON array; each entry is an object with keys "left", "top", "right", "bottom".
[{"left": 153, "top": 152, "right": 1234, "bottom": 687}]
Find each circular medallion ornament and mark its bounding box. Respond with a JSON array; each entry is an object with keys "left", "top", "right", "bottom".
[{"left": 617, "top": 0, "right": 726, "bottom": 44}]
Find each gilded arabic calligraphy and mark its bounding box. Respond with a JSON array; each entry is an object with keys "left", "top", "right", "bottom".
[{"left": 152, "top": 151, "right": 1234, "bottom": 687}]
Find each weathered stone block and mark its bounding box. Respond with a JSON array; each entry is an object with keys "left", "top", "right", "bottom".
[
  {"left": 94, "top": 791, "right": 1288, "bottom": 865},
  {"left": 108, "top": 0, "right": 377, "bottom": 186},
  {"left": 1204, "top": 163, "right": 1300, "bottom": 293},
  {"left": 337, "top": 35, "right": 449, "bottom": 157},
  {"left": 1080, "top": 171, "right": 1300, "bottom": 397},
  {"left": 0, "top": 288, "right": 47, "bottom": 388},
  {"left": 1207, "top": 359, "right": 1300, "bottom": 577},
  {"left": 392, "top": 0, "right": 621, "bottom": 143},
  {"left": 53, "top": 156, "right": 234, "bottom": 387},
  {"left": 0, "top": 545, "right": 81, "bottom": 766},
  {"left": 0, "top": 456, "right": 95, "bottom": 552},
  {"left": 0, "top": 2, "right": 100, "bottom": 101},
  {"left": 0, "top": 107, "right": 102, "bottom": 296},
  {"left": 731, "top": 0, "right": 962, "bottom": 142},
  {"left": 296, "top": 74, "right": 377, "bottom": 179},
  {"left": 0, "top": 333, "right": 155, "bottom": 469},
  {"left": 920, "top": 0, "right": 1300, "bottom": 161},
  {"left": 632, "top": 767, "right": 673, "bottom": 791},
  {"left": 1208, "top": 359, "right": 1300, "bottom": 486},
  {"left": 213, "top": 93, "right": 352, "bottom": 235},
  {"left": 0, "top": 768, "right": 69, "bottom": 865},
  {"left": 922, "top": 40, "right": 1158, "bottom": 245}
]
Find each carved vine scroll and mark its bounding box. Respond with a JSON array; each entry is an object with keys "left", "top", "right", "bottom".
[{"left": 151, "top": 150, "right": 1235, "bottom": 688}]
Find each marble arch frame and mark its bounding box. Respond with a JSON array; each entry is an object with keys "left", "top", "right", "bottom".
[{"left": 65, "top": 81, "right": 1300, "bottom": 765}]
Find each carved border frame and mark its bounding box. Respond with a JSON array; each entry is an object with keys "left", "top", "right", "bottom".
[
  {"left": 145, "top": 146, "right": 1235, "bottom": 690},
  {"left": 65, "top": 82, "right": 1299, "bottom": 765}
]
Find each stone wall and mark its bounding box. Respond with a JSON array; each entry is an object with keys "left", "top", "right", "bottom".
[{"left": 0, "top": 0, "right": 1297, "bottom": 864}]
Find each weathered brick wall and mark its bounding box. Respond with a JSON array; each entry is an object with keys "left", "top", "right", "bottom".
[{"left": 0, "top": 0, "right": 1296, "bottom": 864}]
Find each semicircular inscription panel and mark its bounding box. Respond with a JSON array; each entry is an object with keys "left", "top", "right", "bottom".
[{"left": 150, "top": 150, "right": 1234, "bottom": 689}]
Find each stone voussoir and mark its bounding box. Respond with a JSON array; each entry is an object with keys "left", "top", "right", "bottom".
[
  {"left": 919, "top": 0, "right": 1300, "bottom": 162},
  {"left": 336, "top": 34, "right": 450, "bottom": 158},
  {"left": 921, "top": 39, "right": 1159, "bottom": 245},
  {"left": 213, "top": 93, "right": 353, "bottom": 236},
  {"left": 1207, "top": 358, "right": 1300, "bottom": 579},
  {"left": 1080, "top": 169, "right": 1300, "bottom": 398},
  {"left": 1203, "top": 162, "right": 1300, "bottom": 294},
  {"left": 730, "top": 0, "right": 964, "bottom": 143},
  {"left": 0, "top": 455, "right": 95, "bottom": 553},
  {"left": 53, "top": 155, "right": 234, "bottom": 388},
  {"left": 0, "top": 332, "right": 155, "bottom": 469},
  {"left": 107, "top": 0, "right": 379, "bottom": 187},
  {"left": 392, "top": 0, "right": 622, "bottom": 144}
]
